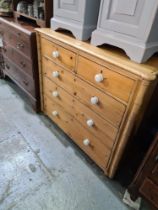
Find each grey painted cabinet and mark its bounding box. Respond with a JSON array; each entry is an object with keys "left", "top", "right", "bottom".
[
  {"left": 51, "top": 0, "right": 101, "bottom": 41},
  {"left": 91, "top": 0, "right": 158, "bottom": 63}
]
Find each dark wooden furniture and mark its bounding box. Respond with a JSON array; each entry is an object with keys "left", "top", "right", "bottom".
[
  {"left": 0, "top": 48, "right": 4, "bottom": 78},
  {"left": 0, "top": 17, "right": 40, "bottom": 111},
  {"left": 13, "top": 0, "right": 53, "bottom": 27},
  {"left": 128, "top": 133, "right": 158, "bottom": 209}
]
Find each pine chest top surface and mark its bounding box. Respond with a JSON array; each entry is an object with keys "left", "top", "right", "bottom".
[{"left": 36, "top": 28, "right": 158, "bottom": 81}]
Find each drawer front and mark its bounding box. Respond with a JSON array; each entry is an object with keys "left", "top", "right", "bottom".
[
  {"left": 3, "top": 29, "right": 31, "bottom": 58},
  {"left": 140, "top": 178, "right": 158, "bottom": 209},
  {"left": 44, "top": 96, "right": 74, "bottom": 133},
  {"left": 74, "top": 77, "right": 126, "bottom": 128},
  {"left": 43, "top": 76, "right": 74, "bottom": 114},
  {"left": 4, "top": 57, "right": 35, "bottom": 97},
  {"left": 69, "top": 117, "right": 111, "bottom": 170},
  {"left": 41, "top": 37, "right": 76, "bottom": 71},
  {"left": 44, "top": 96, "right": 111, "bottom": 169},
  {"left": 42, "top": 57, "right": 75, "bottom": 95},
  {"left": 73, "top": 98, "right": 118, "bottom": 149},
  {"left": 3, "top": 44, "right": 33, "bottom": 76},
  {"left": 0, "top": 20, "right": 31, "bottom": 43},
  {"left": 43, "top": 76, "right": 118, "bottom": 149},
  {"left": 77, "top": 56, "right": 134, "bottom": 102}
]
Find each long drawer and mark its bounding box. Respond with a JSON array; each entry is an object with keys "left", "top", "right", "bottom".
[
  {"left": 41, "top": 37, "right": 76, "bottom": 71},
  {"left": 74, "top": 76, "right": 126, "bottom": 128},
  {"left": 2, "top": 25, "right": 31, "bottom": 58},
  {"left": 77, "top": 56, "right": 134, "bottom": 102},
  {"left": 44, "top": 96, "right": 111, "bottom": 169},
  {"left": 4, "top": 57, "right": 35, "bottom": 97},
  {"left": 73, "top": 99, "right": 118, "bottom": 149},
  {"left": 5, "top": 33, "right": 31, "bottom": 58},
  {"left": 43, "top": 76, "right": 118, "bottom": 149},
  {"left": 0, "top": 19, "right": 31, "bottom": 44},
  {"left": 3, "top": 43, "right": 33, "bottom": 77}
]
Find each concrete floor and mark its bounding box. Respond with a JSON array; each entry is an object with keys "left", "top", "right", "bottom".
[{"left": 0, "top": 79, "right": 149, "bottom": 210}]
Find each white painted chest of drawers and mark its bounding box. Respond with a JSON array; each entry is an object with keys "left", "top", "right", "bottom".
[
  {"left": 91, "top": 0, "right": 158, "bottom": 63},
  {"left": 51, "top": 0, "right": 101, "bottom": 40}
]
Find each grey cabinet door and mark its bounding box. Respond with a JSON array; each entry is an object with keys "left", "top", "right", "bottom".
[
  {"left": 98, "top": 0, "right": 157, "bottom": 38},
  {"left": 54, "top": 0, "right": 85, "bottom": 22}
]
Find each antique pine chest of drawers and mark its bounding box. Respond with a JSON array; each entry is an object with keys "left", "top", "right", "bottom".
[
  {"left": 36, "top": 28, "right": 158, "bottom": 178},
  {"left": 0, "top": 17, "right": 40, "bottom": 111}
]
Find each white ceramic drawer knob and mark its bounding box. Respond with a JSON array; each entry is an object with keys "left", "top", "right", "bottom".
[
  {"left": 52, "top": 111, "right": 58, "bottom": 116},
  {"left": 52, "top": 51, "right": 60, "bottom": 58},
  {"left": 87, "top": 119, "right": 94, "bottom": 127},
  {"left": 95, "top": 73, "right": 104, "bottom": 83},
  {"left": 52, "top": 91, "right": 59, "bottom": 97},
  {"left": 52, "top": 71, "right": 60, "bottom": 78},
  {"left": 83, "top": 139, "right": 90, "bottom": 146},
  {"left": 90, "top": 96, "right": 99, "bottom": 105}
]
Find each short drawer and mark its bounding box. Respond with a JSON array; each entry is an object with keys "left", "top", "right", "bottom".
[
  {"left": 43, "top": 76, "right": 74, "bottom": 114},
  {"left": 44, "top": 96, "right": 111, "bottom": 169},
  {"left": 0, "top": 19, "right": 31, "bottom": 43},
  {"left": 42, "top": 57, "right": 75, "bottom": 95},
  {"left": 4, "top": 57, "right": 35, "bottom": 97},
  {"left": 41, "top": 37, "right": 76, "bottom": 71},
  {"left": 77, "top": 56, "right": 134, "bottom": 102},
  {"left": 73, "top": 99, "right": 118, "bottom": 149},
  {"left": 3, "top": 43, "right": 33, "bottom": 76},
  {"left": 74, "top": 77, "right": 126, "bottom": 128},
  {"left": 140, "top": 178, "right": 158, "bottom": 209}
]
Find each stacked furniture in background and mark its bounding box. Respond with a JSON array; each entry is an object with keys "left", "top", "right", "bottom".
[
  {"left": 51, "top": 0, "right": 101, "bottom": 40},
  {"left": 51, "top": 0, "right": 158, "bottom": 63},
  {"left": 36, "top": 29, "right": 158, "bottom": 178},
  {"left": 0, "top": 0, "right": 13, "bottom": 16},
  {"left": 13, "top": 0, "right": 53, "bottom": 27},
  {"left": 0, "top": 0, "right": 53, "bottom": 111},
  {"left": 91, "top": 0, "right": 158, "bottom": 63}
]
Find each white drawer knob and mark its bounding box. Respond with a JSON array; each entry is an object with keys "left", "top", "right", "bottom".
[
  {"left": 52, "top": 111, "right": 58, "bottom": 116},
  {"left": 83, "top": 139, "right": 90, "bottom": 146},
  {"left": 87, "top": 119, "right": 94, "bottom": 127},
  {"left": 52, "top": 51, "right": 60, "bottom": 58},
  {"left": 95, "top": 73, "right": 104, "bottom": 83},
  {"left": 90, "top": 96, "right": 99, "bottom": 105},
  {"left": 52, "top": 91, "right": 59, "bottom": 97},
  {"left": 52, "top": 71, "right": 60, "bottom": 78}
]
